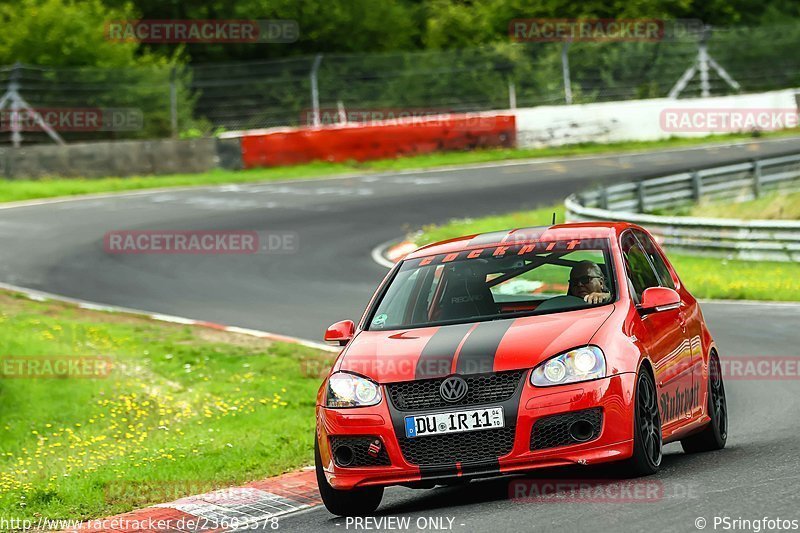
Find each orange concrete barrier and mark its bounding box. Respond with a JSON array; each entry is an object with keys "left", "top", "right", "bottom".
[{"left": 240, "top": 114, "right": 516, "bottom": 168}]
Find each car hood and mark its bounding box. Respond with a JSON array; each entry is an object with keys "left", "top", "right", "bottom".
[{"left": 338, "top": 306, "right": 615, "bottom": 383}]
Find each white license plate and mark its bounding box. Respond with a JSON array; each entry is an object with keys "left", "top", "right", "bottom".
[{"left": 404, "top": 407, "right": 504, "bottom": 438}]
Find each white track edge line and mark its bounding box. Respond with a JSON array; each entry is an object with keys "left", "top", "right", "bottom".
[{"left": 370, "top": 239, "right": 400, "bottom": 269}]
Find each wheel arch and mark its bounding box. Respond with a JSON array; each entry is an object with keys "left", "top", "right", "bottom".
[
  {"left": 639, "top": 357, "right": 656, "bottom": 382},
  {"left": 703, "top": 342, "right": 719, "bottom": 378},
  {"left": 629, "top": 355, "right": 658, "bottom": 438},
  {"left": 707, "top": 343, "right": 719, "bottom": 361}
]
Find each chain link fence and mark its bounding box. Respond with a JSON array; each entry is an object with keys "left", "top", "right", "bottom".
[{"left": 1, "top": 23, "right": 799, "bottom": 144}]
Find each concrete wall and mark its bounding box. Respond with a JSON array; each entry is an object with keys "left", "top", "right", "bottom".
[
  {"left": 0, "top": 138, "right": 242, "bottom": 179},
  {"left": 513, "top": 89, "right": 800, "bottom": 148}
]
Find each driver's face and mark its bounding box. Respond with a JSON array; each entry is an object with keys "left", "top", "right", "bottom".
[{"left": 569, "top": 265, "right": 604, "bottom": 298}]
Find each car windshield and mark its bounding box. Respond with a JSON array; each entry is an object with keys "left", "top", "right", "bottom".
[{"left": 367, "top": 239, "right": 616, "bottom": 330}]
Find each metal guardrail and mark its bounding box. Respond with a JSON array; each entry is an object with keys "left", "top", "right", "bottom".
[{"left": 565, "top": 153, "right": 800, "bottom": 262}]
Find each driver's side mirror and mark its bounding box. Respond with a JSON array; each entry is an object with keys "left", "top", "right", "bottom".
[
  {"left": 324, "top": 320, "right": 355, "bottom": 346},
  {"left": 639, "top": 287, "right": 681, "bottom": 314}
]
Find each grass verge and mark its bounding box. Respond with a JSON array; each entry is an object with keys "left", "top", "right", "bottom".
[
  {"left": 666, "top": 190, "right": 800, "bottom": 220},
  {"left": 411, "top": 204, "right": 800, "bottom": 301},
  {"left": 0, "top": 290, "right": 332, "bottom": 521},
  {"left": 2, "top": 130, "right": 798, "bottom": 204}
]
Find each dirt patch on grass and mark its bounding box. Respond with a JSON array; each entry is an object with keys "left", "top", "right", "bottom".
[{"left": 187, "top": 327, "right": 276, "bottom": 350}]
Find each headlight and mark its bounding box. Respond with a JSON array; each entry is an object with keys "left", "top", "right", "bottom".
[
  {"left": 530, "top": 346, "right": 606, "bottom": 387},
  {"left": 326, "top": 372, "right": 382, "bottom": 408}
]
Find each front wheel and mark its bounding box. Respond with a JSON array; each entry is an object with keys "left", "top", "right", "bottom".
[
  {"left": 621, "top": 369, "right": 662, "bottom": 476},
  {"left": 681, "top": 354, "right": 727, "bottom": 453},
  {"left": 315, "top": 438, "right": 383, "bottom": 516}
]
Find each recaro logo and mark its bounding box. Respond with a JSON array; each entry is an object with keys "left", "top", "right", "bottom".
[{"left": 440, "top": 376, "right": 468, "bottom": 402}]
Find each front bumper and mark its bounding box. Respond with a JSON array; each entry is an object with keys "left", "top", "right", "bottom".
[{"left": 316, "top": 372, "right": 636, "bottom": 490}]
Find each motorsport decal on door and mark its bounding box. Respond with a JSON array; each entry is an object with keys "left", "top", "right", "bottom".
[{"left": 660, "top": 382, "right": 701, "bottom": 423}]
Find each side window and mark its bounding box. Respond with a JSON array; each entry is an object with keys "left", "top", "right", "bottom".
[
  {"left": 620, "top": 233, "right": 660, "bottom": 303},
  {"left": 633, "top": 230, "right": 676, "bottom": 290}
]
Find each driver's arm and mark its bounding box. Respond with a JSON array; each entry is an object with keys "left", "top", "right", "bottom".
[{"left": 583, "top": 292, "right": 611, "bottom": 304}]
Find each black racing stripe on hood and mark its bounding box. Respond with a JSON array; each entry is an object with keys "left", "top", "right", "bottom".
[
  {"left": 455, "top": 319, "right": 515, "bottom": 375},
  {"left": 415, "top": 323, "right": 473, "bottom": 379}
]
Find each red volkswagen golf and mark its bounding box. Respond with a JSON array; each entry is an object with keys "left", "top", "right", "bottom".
[{"left": 315, "top": 222, "right": 727, "bottom": 516}]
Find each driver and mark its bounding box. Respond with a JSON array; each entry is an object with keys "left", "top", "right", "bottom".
[{"left": 568, "top": 261, "right": 611, "bottom": 304}]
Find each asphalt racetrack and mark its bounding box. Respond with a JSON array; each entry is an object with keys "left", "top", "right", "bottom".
[{"left": 1, "top": 137, "right": 799, "bottom": 532}]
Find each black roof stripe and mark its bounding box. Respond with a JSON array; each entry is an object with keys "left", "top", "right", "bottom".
[{"left": 466, "top": 230, "right": 513, "bottom": 248}]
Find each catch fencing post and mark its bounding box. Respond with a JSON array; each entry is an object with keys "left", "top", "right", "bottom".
[
  {"left": 669, "top": 25, "right": 740, "bottom": 98},
  {"left": 9, "top": 65, "right": 22, "bottom": 147},
  {"left": 310, "top": 54, "right": 323, "bottom": 127},
  {"left": 698, "top": 29, "right": 710, "bottom": 98},
  {"left": 508, "top": 80, "right": 517, "bottom": 109},
  {"left": 0, "top": 62, "right": 65, "bottom": 147},
  {"left": 169, "top": 66, "right": 178, "bottom": 138},
  {"left": 337, "top": 100, "right": 346, "bottom": 123},
  {"left": 561, "top": 41, "right": 572, "bottom": 105}
]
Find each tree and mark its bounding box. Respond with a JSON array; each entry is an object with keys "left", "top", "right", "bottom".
[
  {"left": 0, "top": 0, "right": 192, "bottom": 139},
  {"left": 0, "top": 0, "right": 176, "bottom": 68}
]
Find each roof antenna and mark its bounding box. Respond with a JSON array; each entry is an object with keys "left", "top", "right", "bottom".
[{"left": 551, "top": 212, "right": 556, "bottom": 225}]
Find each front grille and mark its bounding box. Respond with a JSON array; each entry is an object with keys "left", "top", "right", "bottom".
[
  {"left": 329, "top": 436, "right": 391, "bottom": 467},
  {"left": 387, "top": 370, "right": 524, "bottom": 411},
  {"left": 398, "top": 426, "right": 516, "bottom": 466},
  {"left": 530, "top": 408, "right": 603, "bottom": 451}
]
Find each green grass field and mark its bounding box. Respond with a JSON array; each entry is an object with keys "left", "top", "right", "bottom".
[
  {"left": 411, "top": 204, "right": 800, "bottom": 301},
  {"left": 679, "top": 190, "right": 800, "bottom": 220},
  {"left": 0, "top": 291, "right": 333, "bottom": 521},
  {"left": 2, "top": 130, "right": 798, "bottom": 204}
]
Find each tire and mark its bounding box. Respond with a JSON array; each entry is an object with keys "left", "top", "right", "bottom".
[
  {"left": 622, "top": 369, "right": 663, "bottom": 477},
  {"left": 315, "top": 438, "right": 383, "bottom": 516},
  {"left": 681, "top": 353, "right": 727, "bottom": 453}
]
